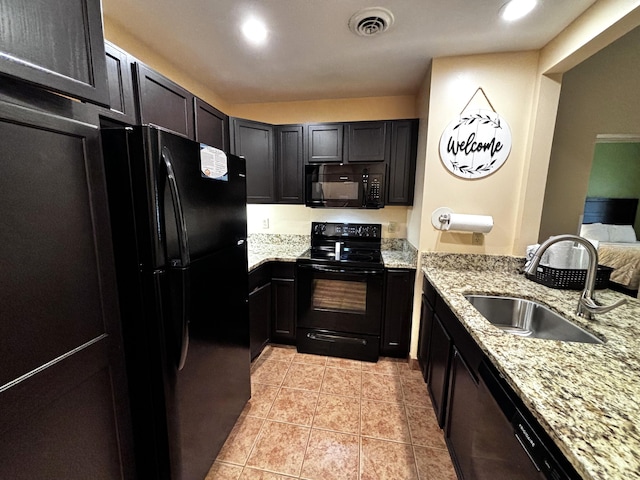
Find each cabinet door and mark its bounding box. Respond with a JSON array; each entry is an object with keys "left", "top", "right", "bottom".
[
  {"left": 345, "top": 121, "right": 389, "bottom": 163},
  {"left": 271, "top": 263, "right": 296, "bottom": 344},
  {"left": 194, "top": 97, "right": 229, "bottom": 151},
  {"left": 387, "top": 120, "right": 418, "bottom": 205},
  {"left": 98, "top": 42, "right": 137, "bottom": 125},
  {"left": 0, "top": 97, "right": 134, "bottom": 478},
  {"left": 249, "top": 282, "right": 272, "bottom": 360},
  {"left": 134, "top": 62, "right": 195, "bottom": 139},
  {"left": 445, "top": 348, "right": 479, "bottom": 479},
  {"left": 381, "top": 269, "right": 415, "bottom": 357},
  {"left": 427, "top": 313, "right": 453, "bottom": 427},
  {"left": 306, "top": 123, "right": 343, "bottom": 163},
  {"left": 0, "top": 0, "right": 108, "bottom": 106},
  {"left": 418, "top": 293, "right": 434, "bottom": 381},
  {"left": 275, "top": 125, "right": 304, "bottom": 204},
  {"left": 231, "top": 118, "right": 275, "bottom": 203}
]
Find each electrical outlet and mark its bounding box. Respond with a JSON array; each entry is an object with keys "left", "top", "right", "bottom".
[
  {"left": 388, "top": 221, "right": 397, "bottom": 233},
  {"left": 472, "top": 232, "right": 483, "bottom": 245},
  {"left": 262, "top": 218, "right": 269, "bottom": 229}
]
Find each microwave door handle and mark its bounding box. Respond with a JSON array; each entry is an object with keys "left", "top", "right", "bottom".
[
  {"left": 362, "top": 174, "right": 370, "bottom": 207},
  {"left": 161, "top": 146, "right": 190, "bottom": 371}
]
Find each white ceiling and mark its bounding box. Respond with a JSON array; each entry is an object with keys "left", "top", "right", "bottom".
[{"left": 102, "top": 0, "right": 598, "bottom": 104}]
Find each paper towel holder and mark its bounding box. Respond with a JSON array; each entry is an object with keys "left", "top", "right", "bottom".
[
  {"left": 431, "top": 207, "right": 454, "bottom": 230},
  {"left": 431, "top": 207, "right": 494, "bottom": 233}
]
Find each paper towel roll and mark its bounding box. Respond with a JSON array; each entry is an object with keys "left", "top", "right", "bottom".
[{"left": 443, "top": 214, "right": 493, "bottom": 233}]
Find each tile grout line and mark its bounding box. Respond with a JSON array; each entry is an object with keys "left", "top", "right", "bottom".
[
  {"left": 298, "top": 362, "right": 327, "bottom": 479},
  {"left": 359, "top": 361, "right": 364, "bottom": 480},
  {"left": 244, "top": 352, "right": 293, "bottom": 476},
  {"left": 245, "top": 349, "right": 448, "bottom": 480}
]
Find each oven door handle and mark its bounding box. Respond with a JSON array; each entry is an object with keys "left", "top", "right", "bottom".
[
  {"left": 298, "top": 264, "right": 382, "bottom": 275},
  {"left": 307, "top": 332, "right": 368, "bottom": 346}
]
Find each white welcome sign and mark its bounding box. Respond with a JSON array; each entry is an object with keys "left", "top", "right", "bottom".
[{"left": 439, "top": 109, "right": 512, "bottom": 179}]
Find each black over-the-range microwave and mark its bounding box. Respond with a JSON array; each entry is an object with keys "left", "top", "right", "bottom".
[{"left": 304, "top": 163, "right": 385, "bottom": 209}]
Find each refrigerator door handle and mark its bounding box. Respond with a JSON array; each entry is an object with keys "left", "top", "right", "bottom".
[
  {"left": 161, "top": 146, "right": 190, "bottom": 370},
  {"left": 161, "top": 146, "right": 191, "bottom": 268}
]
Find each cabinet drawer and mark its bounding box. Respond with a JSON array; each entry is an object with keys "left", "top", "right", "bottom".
[
  {"left": 272, "top": 262, "right": 295, "bottom": 279},
  {"left": 435, "top": 295, "right": 484, "bottom": 378},
  {"left": 423, "top": 276, "right": 436, "bottom": 307},
  {"left": 249, "top": 263, "right": 272, "bottom": 292}
]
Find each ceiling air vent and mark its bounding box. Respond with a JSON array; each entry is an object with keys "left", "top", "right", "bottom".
[{"left": 348, "top": 7, "right": 394, "bottom": 37}]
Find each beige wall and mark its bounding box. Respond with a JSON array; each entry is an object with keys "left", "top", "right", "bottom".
[
  {"left": 247, "top": 205, "right": 409, "bottom": 237},
  {"left": 415, "top": 51, "right": 540, "bottom": 256},
  {"left": 103, "top": 18, "right": 232, "bottom": 113},
  {"left": 539, "top": 25, "right": 640, "bottom": 240},
  {"left": 227, "top": 96, "right": 417, "bottom": 124}
]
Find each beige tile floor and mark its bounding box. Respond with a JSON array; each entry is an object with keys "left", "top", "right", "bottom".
[{"left": 207, "top": 345, "right": 457, "bottom": 480}]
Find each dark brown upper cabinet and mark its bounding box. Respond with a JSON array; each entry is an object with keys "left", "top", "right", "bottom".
[
  {"left": 387, "top": 120, "right": 418, "bottom": 205},
  {"left": 306, "top": 123, "right": 344, "bottom": 163},
  {"left": 230, "top": 118, "right": 275, "bottom": 203},
  {"left": 0, "top": 0, "right": 109, "bottom": 107},
  {"left": 275, "top": 125, "right": 304, "bottom": 204},
  {"left": 345, "top": 121, "right": 390, "bottom": 163},
  {"left": 98, "top": 41, "right": 137, "bottom": 125},
  {"left": 194, "top": 97, "right": 229, "bottom": 152},
  {"left": 133, "top": 62, "right": 195, "bottom": 139}
]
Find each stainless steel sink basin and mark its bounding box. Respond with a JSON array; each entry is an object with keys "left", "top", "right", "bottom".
[{"left": 464, "top": 295, "right": 604, "bottom": 344}]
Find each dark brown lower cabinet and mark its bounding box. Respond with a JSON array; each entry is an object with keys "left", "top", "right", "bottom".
[
  {"left": 381, "top": 268, "right": 415, "bottom": 357},
  {"left": 417, "top": 292, "right": 434, "bottom": 381},
  {"left": 445, "top": 348, "right": 479, "bottom": 478},
  {"left": 426, "top": 313, "right": 453, "bottom": 427},
  {"left": 249, "top": 264, "right": 272, "bottom": 360},
  {"left": 271, "top": 263, "right": 296, "bottom": 344}
]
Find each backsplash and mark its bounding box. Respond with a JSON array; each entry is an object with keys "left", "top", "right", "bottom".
[{"left": 421, "top": 252, "right": 525, "bottom": 273}]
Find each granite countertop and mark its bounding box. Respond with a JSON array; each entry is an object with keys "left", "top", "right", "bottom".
[
  {"left": 246, "top": 234, "right": 418, "bottom": 270},
  {"left": 247, "top": 234, "right": 309, "bottom": 270},
  {"left": 421, "top": 253, "right": 640, "bottom": 480}
]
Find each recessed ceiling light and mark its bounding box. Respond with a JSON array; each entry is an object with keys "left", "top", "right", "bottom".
[
  {"left": 501, "top": 0, "right": 537, "bottom": 21},
  {"left": 241, "top": 18, "right": 268, "bottom": 45}
]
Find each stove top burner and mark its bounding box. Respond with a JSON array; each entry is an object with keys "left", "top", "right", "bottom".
[{"left": 300, "top": 222, "right": 384, "bottom": 269}]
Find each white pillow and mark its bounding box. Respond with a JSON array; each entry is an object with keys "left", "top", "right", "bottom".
[
  {"left": 608, "top": 224, "right": 637, "bottom": 243},
  {"left": 580, "top": 223, "right": 610, "bottom": 242}
]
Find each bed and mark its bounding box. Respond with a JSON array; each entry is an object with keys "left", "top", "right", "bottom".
[{"left": 580, "top": 197, "right": 640, "bottom": 296}]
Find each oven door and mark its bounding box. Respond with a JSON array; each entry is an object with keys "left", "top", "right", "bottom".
[
  {"left": 297, "top": 263, "right": 384, "bottom": 334},
  {"left": 296, "top": 262, "right": 384, "bottom": 361}
]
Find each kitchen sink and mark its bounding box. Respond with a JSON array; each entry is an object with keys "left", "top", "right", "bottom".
[{"left": 464, "top": 295, "right": 604, "bottom": 344}]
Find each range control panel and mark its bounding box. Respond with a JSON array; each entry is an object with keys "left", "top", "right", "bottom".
[{"left": 312, "top": 222, "right": 381, "bottom": 239}]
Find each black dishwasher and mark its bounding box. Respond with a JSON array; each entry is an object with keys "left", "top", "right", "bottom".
[{"left": 470, "top": 361, "right": 582, "bottom": 480}]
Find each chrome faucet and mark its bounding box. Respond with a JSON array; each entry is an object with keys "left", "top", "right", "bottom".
[{"left": 524, "top": 234, "right": 627, "bottom": 320}]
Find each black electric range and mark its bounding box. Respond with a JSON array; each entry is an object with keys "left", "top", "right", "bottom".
[{"left": 296, "top": 222, "right": 384, "bottom": 362}]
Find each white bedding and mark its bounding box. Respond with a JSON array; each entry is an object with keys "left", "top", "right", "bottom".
[{"left": 597, "top": 241, "right": 640, "bottom": 291}]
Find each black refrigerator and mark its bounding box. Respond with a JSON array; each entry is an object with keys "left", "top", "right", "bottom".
[{"left": 101, "top": 125, "right": 251, "bottom": 480}]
